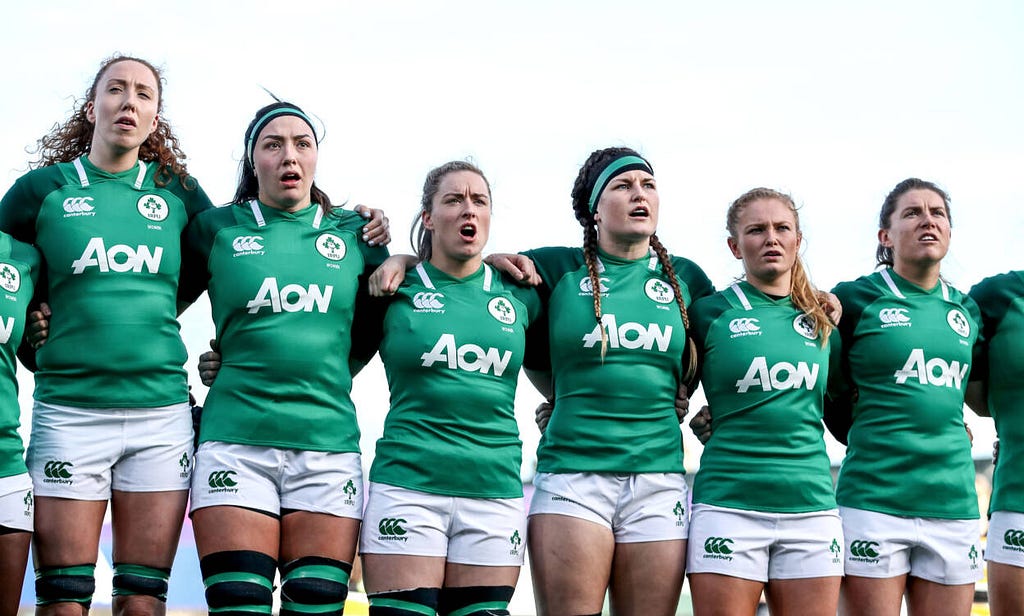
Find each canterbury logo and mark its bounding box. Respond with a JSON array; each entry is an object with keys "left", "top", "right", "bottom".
[
  {"left": 232, "top": 235, "right": 264, "bottom": 251},
  {"left": 44, "top": 461, "right": 73, "bottom": 479},
  {"left": 704, "top": 537, "right": 734, "bottom": 555},
  {"left": 1004, "top": 529, "right": 1024, "bottom": 548},
  {"left": 413, "top": 292, "right": 445, "bottom": 310},
  {"left": 849, "top": 540, "right": 880, "bottom": 558},
  {"left": 208, "top": 470, "right": 238, "bottom": 488},
  {"left": 378, "top": 518, "right": 408, "bottom": 536},
  {"left": 729, "top": 318, "right": 760, "bottom": 334},
  {"left": 63, "top": 197, "right": 95, "bottom": 213},
  {"left": 879, "top": 308, "right": 911, "bottom": 324}
]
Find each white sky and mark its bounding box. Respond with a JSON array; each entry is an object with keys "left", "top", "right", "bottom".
[{"left": 2, "top": 0, "right": 1021, "bottom": 470}]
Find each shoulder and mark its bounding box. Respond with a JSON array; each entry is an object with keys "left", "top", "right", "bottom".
[
  {"left": 498, "top": 270, "right": 543, "bottom": 321},
  {"left": 163, "top": 174, "right": 214, "bottom": 216},
  {"left": 970, "top": 271, "right": 1023, "bottom": 306},
  {"left": 689, "top": 290, "right": 732, "bottom": 336},
  {"left": 831, "top": 273, "right": 883, "bottom": 307},
  {"left": 669, "top": 254, "right": 713, "bottom": 300},
  {"left": 522, "top": 246, "right": 583, "bottom": 269}
]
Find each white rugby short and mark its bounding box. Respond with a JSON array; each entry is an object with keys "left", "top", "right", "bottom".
[
  {"left": 360, "top": 482, "right": 526, "bottom": 566},
  {"left": 529, "top": 472, "right": 689, "bottom": 543},
  {"left": 189, "top": 441, "right": 363, "bottom": 519},
  {"left": 840, "top": 506, "right": 983, "bottom": 584},
  {"left": 26, "top": 401, "right": 193, "bottom": 499},
  {"left": 686, "top": 503, "right": 844, "bottom": 581},
  {"left": 0, "top": 472, "right": 33, "bottom": 532},
  {"left": 985, "top": 510, "right": 1024, "bottom": 568}
]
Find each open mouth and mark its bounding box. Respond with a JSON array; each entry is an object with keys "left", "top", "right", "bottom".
[
  {"left": 114, "top": 116, "right": 136, "bottom": 129},
  {"left": 280, "top": 171, "right": 301, "bottom": 186},
  {"left": 763, "top": 250, "right": 783, "bottom": 258},
  {"left": 919, "top": 233, "right": 938, "bottom": 242},
  {"left": 460, "top": 223, "right": 477, "bottom": 239},
  {"left": 629, "top": 206, "right": 650, "bottom": 219}
]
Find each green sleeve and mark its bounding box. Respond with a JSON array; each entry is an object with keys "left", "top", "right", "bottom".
[
  {"left": 178, "top": 205, "right": 233, "bottom": 305},
  {"left": 0, "top": 168, "right": 58, "bottom": 242}
]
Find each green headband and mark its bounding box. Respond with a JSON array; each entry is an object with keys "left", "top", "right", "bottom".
[
  {"left": 587, "top": 155, "right": 654, "bottom": 213},
  {"left": 245, "top": 106, "right": 317, "bottom": 166}
]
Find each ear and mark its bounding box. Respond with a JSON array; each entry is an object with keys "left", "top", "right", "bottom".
[
  {"left": 796, "top": 231, "right": 803, "bottom": 251},
  {"left": 727, "top": 236, "right": 742, "bottom": 260},
  {"left": 877, "top": 227, "right": 893, "bottom": 248},
  {"left": 85, "top": 101, "right": 96, "bottom": 124},
  {"left": 422, "top": 210, "right": 434, "bottom": 231},
  {"left": 147, "top": 113, "right": 159, "bottom": 136}
]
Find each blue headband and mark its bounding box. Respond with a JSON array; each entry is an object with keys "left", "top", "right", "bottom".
[
  {"left": 587, "top": 155, "right": 655, "bottom": 213},
  {"left": 245, "top": 106, "right": 317, "bottom": 166}
]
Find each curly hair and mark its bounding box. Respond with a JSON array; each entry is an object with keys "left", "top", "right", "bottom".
[
  {"left": 30, "top": 54, "right": 192, "bottom": 188},
  {"left": 726, "top": 187, "right": 832, "bottom": 344},
  {"left": 570, "top": 146, "right": 696, "bottom": 380}
]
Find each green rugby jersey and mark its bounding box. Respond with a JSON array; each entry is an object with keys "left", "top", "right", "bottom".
[
  {"left": 0, "top": 233, "right": 39, "bottom": 478},
  {"left": 691, "top": 282, "right": 834, "bottom": 512},
  {"left": 181, "top": 201, "right": 387, "bottom": 451},
  {"left": 969, "top": 271, "right": 1024, "bottom": 514},
  {"left": 370, "top": 261, "right": 541, "bottom": 498},
  {"left": 0, "top": 157, "right": 211, "bottom": 407},
  {"left": 830, "top": 268, "right": 980, "bottom": 519},
  {"left": 523, "top": 246, "right": 713, "bottom": 474}
]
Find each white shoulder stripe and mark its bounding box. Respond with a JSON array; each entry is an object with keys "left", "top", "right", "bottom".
[
  {"left": 248, "top": 200, "right": 266, "bottom": 228},
  {"left": 940, "top": 279, "right": 950, "bottom": 301},
  {"left": 414, "top": 262, "right": 434, "bottom": 289},
  {"left": 312, "top": 205, "right": 324, "bottom": 229},
  {"left": 133, "top": 161, "right": 146, "bottom": 190},
  {"left": 73, "top": 157, "right": 89, "bottom": 187},
  {"left": 879, "top": 268, "right": 906, "bottom": 299},
  {"left": 483, "top": 263, "right": 493, "bottom": 291},
  {"left": 729, "top": 282, "right": 753, "bottom": 311}
]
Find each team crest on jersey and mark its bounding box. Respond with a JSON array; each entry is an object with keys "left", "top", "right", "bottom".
[
  {"left": 315, "top": 233, "right": 346, "bottom": 261},
  {"left": 793, "top": 314, "right": 817, "bottom": 340},
  {"left": 0, "top": 263, "right": 20, "bottom": 293},
  {"left": 232, "top": 235, "right": 265, "bottom": 257},
  {"left": 644, "top": 278, "right": 675, "bottom": 304},
  {"left": 488, "top": 296, "right": 517, "bottom": 324},
  {"left": 579, "top": 276, "right": 609, "bottom": 296},
  {"left": 137, "top": 194, "right": 169, "bottom": 222},
  {"left": 62, "top": 196, "right": 96, "bottom": 218},
  {"left": 947, "top": 309, "right": 971, "bottom": 337},
  {"left": 878, "top": 307, "right": 911, "bottom": 328}
]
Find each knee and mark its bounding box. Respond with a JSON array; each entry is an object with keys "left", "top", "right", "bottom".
[
  {"left": 279, "top": 556, "right": 352, "bottom": 616},
  {"left": 200, "top": 550, "right": 277, "bottom": 611},
  {"left": 112, "top": 562, "right": 172, "bottom": 602},
  {"left": 437, "top": 585, "right": 515, "bottom": 616},
  {"left": 35, "top": 564, "right": 96, "bottom": 611}
]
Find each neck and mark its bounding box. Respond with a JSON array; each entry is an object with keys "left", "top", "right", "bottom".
[
  {"left": 598, "top": 234, "right": 649, "bottom": 260},
  {"left": 429, "top": 253, "right": 482, "bottom": 279},
  {"left": 893, "top": 260, "right": 941, "bottom": 290},
  {"left": 87, "top": 145, "right": 139, "bottom": 174},
  {"left": 747, "top": 272, "right": 791, "bottom": 297},
  {"left": 259, "top": 193, "right": 312, "bottom": 213}
]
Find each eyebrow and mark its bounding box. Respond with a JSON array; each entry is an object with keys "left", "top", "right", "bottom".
[
  {"left": 260, "top": 132, "right": 314, "bottom": 141},
  {"left": 105, "top": 78, "right": 156, "bottom": 94},
  {"left": 442, "top": 191, "right": 489, "bottom": 200}
]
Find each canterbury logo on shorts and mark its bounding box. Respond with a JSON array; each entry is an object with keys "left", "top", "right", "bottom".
[
  {"left": 377, "top": 517, "right": 409, "bottom": 541},
  {"left": 703, "top": 537, "right": 734, "bottom": 558},
  {"left": 1004, "top": 529, "right": 1024, "bottom": 549},
  {"left": 207, "top": 470, "right": 238, "bottom": 490},
  {"left": 849, "top": 540, "right": 881, "bottom": 561},
  {"left": 44, "top": 460, "right": 73, "bottom": 479}
]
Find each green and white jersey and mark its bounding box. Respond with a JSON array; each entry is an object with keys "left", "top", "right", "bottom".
[
  {"left": 0, "top": 233, "right": 39, "bottom": 478},
  {"left": 370, "top": 261, "right": 541, "bottom": 498},
  {"left": 830, "top": 268, "right": 980, "bottom": 519},
  {"left": 523, "top": 246, "right": 713, "bottom": 474},
  {"left": 181, "top": 201, "right": 387, "bottom": 452},
  {"left": 690, "top": 282, "right": 834, "bottom": 513},
  {"left": 969, "top": 271, "right": 1024, "bottom": 514},
  {"left": 0, "top": 157, "right": 212, "bottom": 407}
]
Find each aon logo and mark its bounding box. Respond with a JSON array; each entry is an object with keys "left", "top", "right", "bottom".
[
  {"left": 735, "top": 356, "right": 820, "bottom": 393},
  {"left": 71, "top": 237, "right": 162, "bottom": 274},
  {"left": 582, "top": 314, "right": 672, "bottom": 352},
  {"left": 0, "top": 316, "right": 13, "bottom": 344},
  {"left": 246, "top": 277, "right": 333, "bottom": 314},
  {"left": 894, "top": 348, "right": 969, "bottom": 389},
  {"left": 420, "top": 333, "right": 512, "bottom": 376}
]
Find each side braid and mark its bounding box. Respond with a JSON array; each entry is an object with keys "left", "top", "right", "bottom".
[
  {"left": 649, "top": 234, "right": 697, "bottom": 383},
  {"left": 582, "top": 224, "right": 608, "bottom": 359}
]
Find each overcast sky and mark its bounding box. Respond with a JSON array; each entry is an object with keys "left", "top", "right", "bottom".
[{"left": 2, "top": 0, "right": 1021, "bottom": 466}]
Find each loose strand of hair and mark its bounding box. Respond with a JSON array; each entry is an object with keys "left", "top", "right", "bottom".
[{"left": 789, "top": 258, "right": 833, "bottom": 345}]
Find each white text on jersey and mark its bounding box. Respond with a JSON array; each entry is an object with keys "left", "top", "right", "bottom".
[
  {"left": 420, "top": 333, "right": 512, "bottom": 376},
  {"left": 246, "top": 277, "right": 334, "bottom": 314},
  {"left": 71, "top": 237, "right": 163, "bottom": 274},
  {"left": 581, "top": 314, "right": 672, "bottom": 352},
  {"left": 893, "top": 348, "right": 969, "bottom": 389},
  {"left": 735, "top": 356, "right": 820, "bottom": 393}
]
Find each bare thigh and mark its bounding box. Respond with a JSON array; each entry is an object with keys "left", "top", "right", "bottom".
[
  {"left": 987, "top": 561, "right": 1024, "bottom": 616},
  {"left": 839, "top": 574, "right": 906, "bottom": 616},
  {"left": 905, "top": 576, "right": 974, "bottom": 616},
  {"left": 192, "top": 505, "right": 280, "bottom": 559},
  {"left": 609, "top": 539, "right": 686, "bottom": 616},
  {"left": 362, "top": 554, "right": 447, "bottom": 593},
  {"left": 0, "top": 530, "right": 31, "bottom": 616},
  {"left": 689, "top": 573, "right": 763, "bottom": 616},
  {"left": 280, "top": 511, "right": 360, "bottom": 564},
  {"left": 766, "top": 576, "right": 841, "bottom": 616},
  {"left": 32, "top": 497, "right": 108, "bottom": 616},
  {"left": 528, "top": 514, "right": 614, "bottom": 616}
]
